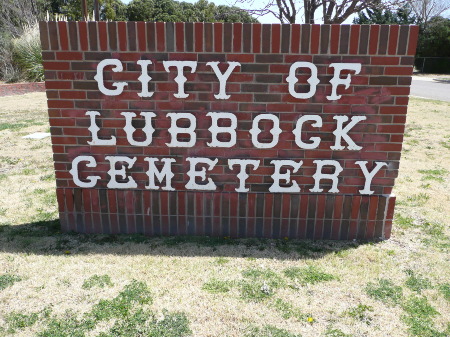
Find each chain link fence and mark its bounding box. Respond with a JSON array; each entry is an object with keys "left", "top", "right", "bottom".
[{"left": 414, "top": 57, "right": 450, "bottom": 74}]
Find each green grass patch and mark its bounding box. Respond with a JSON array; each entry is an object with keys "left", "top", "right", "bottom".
[
  {"left": 242, "top": 268, "right": 285, "bottom": 287},
  {"left": 4, "top": 311, "right": 39, "bottom": 333},
  {"left": 215, "top": 257, "right": 230, "bottom": 265},
  {"left": 37, "top": 280, "right": 191, "bottom": 337},
  {"left": 21, "top": 168, "right": 37, "bottom": 175},
  {"left": 0, "top": 119, "right": 44, "bottom": 131},
  {"left": 245, "top": 325, "right": 301, "bottom": 337},
  {"left": 283, "top": 265, "right": 337, "bottom": 285},
  {"left": 98, "top": 309, "right": 192, "bottom": 337},
  {"left": 202, "top": 279, "right": 233, "bottom": 294},
  {"left": 365, "top": 279, "right": 403, "bottom": 306},
  {"left": 418, "top": 168, "right": 448, "bottom": 182},
  {"left": 394, "top": 214, "right": 416, "bottom": 229},
  {"left": 91, "top": 280, "right": 152, "bottom": 321},
  {"left": 402, "top": 193, "right": 430, "bottom": 207},
  {"left": 405, "top": 270, "right": 432, "bottom": 293},
  {"left": 439, "top": 139, "right": 450, "bottom": 149},
  {"left": 0, "top": 274, "right": 22, "bottom": 291},
  {"left": 240, "top": 280, "right": 274, "bottom": 301},
  {"left": 401, "top": 296, "right": 444, "bottom": 337},
  {"left": 82, "top": 274, "right": 113, "bottom": 290},
  {"left": 344, "top": 304, "right": 373, "bottom": 324},
  {"left": 420, "top": 221, "right": 450, "bottom": 249},
  {"left": 0, "top": 156, "right": 20, "bottom": 166},
  {"left": 271, "top": 298, "right": 309, "bottom": 321},
  {"left": 38, "top": 310, "right": 95, "bottom": 337},
  {"left": 39, "top": 173, "right": 55, "bottom": 181},
  {"left": 439, "top": 283, "right": 450, "bottom": 301},
  {"left": 239, "top": 268, "right": 285, "bottom": 301},
  {"left": 404, "top": 122, "right": 423, "bottom": 137},
  {"left": 324, "top": 328, "right": 351, "bottom": 337}
]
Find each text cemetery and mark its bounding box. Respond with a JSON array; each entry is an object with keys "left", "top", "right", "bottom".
[{"left": 71, "top": 59, "right": 387, "bottom": 195}]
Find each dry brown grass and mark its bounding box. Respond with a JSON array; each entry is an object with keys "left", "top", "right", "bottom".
[{"left": 0, "top": 93, "right": 449, "bottom": 337}]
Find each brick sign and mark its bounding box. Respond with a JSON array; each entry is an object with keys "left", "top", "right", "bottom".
[{"left": 39, "top": 22, "right": 418, "bottom": 240}]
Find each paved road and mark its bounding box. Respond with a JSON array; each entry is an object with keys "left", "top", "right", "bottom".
[{"left": 410, "top": 76, "right": 450, "bottom": 102}]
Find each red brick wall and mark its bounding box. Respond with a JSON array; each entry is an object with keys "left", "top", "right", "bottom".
[
  {"left": 0, "top": 82, "right": 45, "bottom": 97},
  {"left": 40, "top": 22, "right": 418, "bottom": 240}
]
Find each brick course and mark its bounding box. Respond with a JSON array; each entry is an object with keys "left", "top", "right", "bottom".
[{"left": 40, "top": 22, "right": 418, "bottom": 240}]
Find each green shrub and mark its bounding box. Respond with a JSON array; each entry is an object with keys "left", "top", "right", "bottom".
[
  {"left": 12, "top": 23, "right": 44, "bottom": 82},
  {"left": 0, "top": 32, "right": 22, "bottom": 83}
]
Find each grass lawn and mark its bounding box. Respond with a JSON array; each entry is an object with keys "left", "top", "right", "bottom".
[{"left": 0, "top": 93, "right": 449, "bottom": 337}]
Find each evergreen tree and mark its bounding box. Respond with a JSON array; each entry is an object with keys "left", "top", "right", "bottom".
[{"left": 353, "top": 6, "right": 417, "bottom": 25}]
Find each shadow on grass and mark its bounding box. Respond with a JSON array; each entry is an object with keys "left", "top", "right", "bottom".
[{"left": 0, "top": 219, "right": 375, "bottom": 260}]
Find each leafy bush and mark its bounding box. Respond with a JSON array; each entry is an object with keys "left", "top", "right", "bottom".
[
  {"left": 12, "top": 23, "right": 43, "bottom": 82},
  {"left": 0, "top": 32, "right": 22, "bottom": 83}
]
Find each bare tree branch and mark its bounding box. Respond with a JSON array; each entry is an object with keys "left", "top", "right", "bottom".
[
  {"left": 408, "top": 0, "right": 450, "bottom": 25},
  {"left": 232, "top": 0, "right": 411, "bottom": 24}
]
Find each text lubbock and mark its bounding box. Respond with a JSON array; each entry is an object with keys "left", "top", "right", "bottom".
[{"left": 69, "top": 58, "right": 388, "bottom": 195}]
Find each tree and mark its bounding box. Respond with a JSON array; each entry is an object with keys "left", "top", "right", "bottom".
[
  {"left": 408, "top": 0, "right": 450, "bottom": 27},
  {"left": 416, "top": 16, "right": 450, "bottom": 57},
  {"left": 214, "top": 5, "right": 259, "bottom": 23},
  {"left": 353, "top": 6, "right": 417, "bottom": 24},
  {"left": 127, "top": 0, "right": 257, "bottom": 22},
  {"left": 104, "top": 0, "right": 127, "bottom": 21},
  {"left": 233, "top": 0, "right": 410, "bottom": 24},
  {"left": 0, "top": 0, "right": 47, "bottom": 36},
  {"left": 53, "top": 0, "right": 127, "bottom": 21},
  {"left": 127, "top": 0, "right": 182, "bottom": 21}
]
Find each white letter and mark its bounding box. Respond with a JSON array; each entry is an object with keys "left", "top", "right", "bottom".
[
  {"left": 166, "top": 113, "right": 197, "bottom": 147},
  {"left": 249, "top": 114, "right": 282, "bottom": 149},
  {"left": 286, "top": 62, "right": 320, "bottom": 99},
  {"left": 121, "top": 111, "right": 156, "bottom": 146},
  {"left": 310, "top": 160, "right": 343, "bottom": 193},
  {"left": 331, "top": 115, "right": 366, "bottom": 150},
  {"left": 94, "top": 59, "right": 127, "bottom": 96},
  {"left": 69, "top": 156, "right": 100, "bottom": 188},
  {"left": 207, "top": 61, "right": 241, "bottom": 99},
  {"left": 86, "top": 111, "right": 116, "bottom": 145},
  {"left": 163, "top": 61, "right": 197, "bottom": 98},
  {"left": 137, "top": 60, "right": 154, "bottom": 98},
  {"left": 228, "top": 159, "right": 260, "bottom": 192},
  {"left": 105, "top": 156, "right": 137, "bottom": 189},
  {"left": 293, "top": 115, "right": 322, "bottom": 149},
  {"left": 186, "top": 157, "right": 218, "bottom": 191},
  {"left": 207, "top": 112, "right": 237, "bottom": 148},
  {"left": 327, "top": 63, "right": 361, "bottom": 100},
  {"left": 144, "top": 158, "right": 176, "bottom": 191},
  {"left": 269, "top": 160, "right": 303, "bottom": 193},
  {"left": 355, "top": 161, "right": 388, "bottom": 195}
]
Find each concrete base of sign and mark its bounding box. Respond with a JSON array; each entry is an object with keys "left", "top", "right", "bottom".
[{"left": 57, "top": 188, "right": 395, "bottom": 240}]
